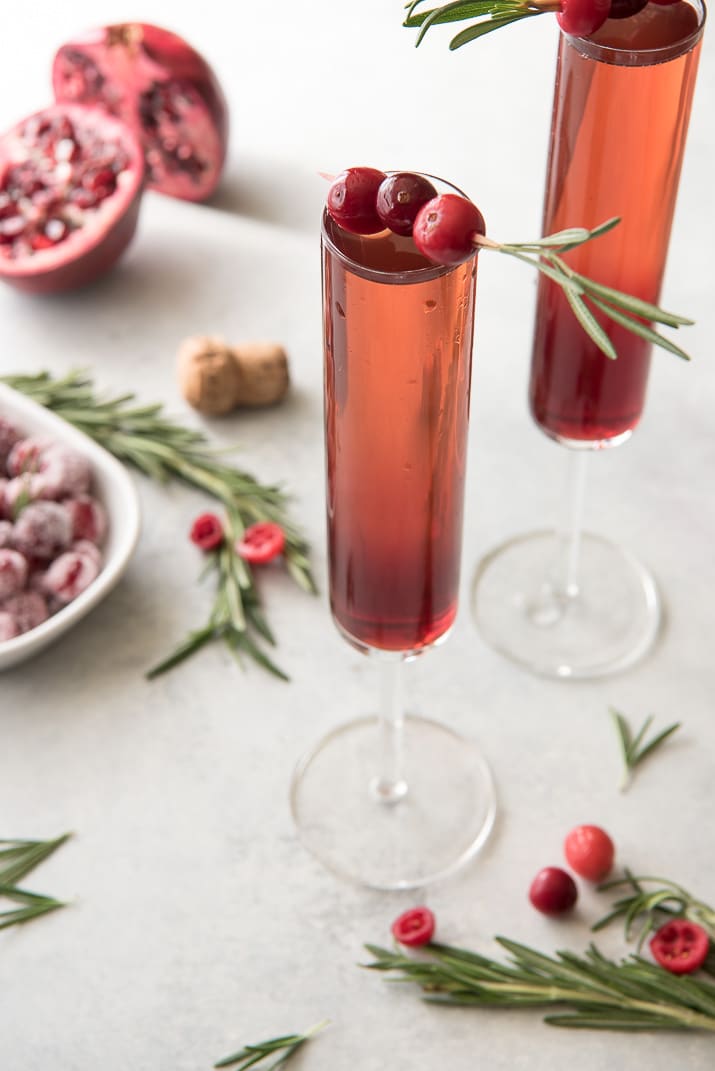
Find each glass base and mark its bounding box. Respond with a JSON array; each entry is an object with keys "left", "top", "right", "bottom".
[
  {"left": 472, "top": 529, "right": 661, "bottom": 680},
  {"left": 290, "top": 714, "right": 496, "bottom": 891}
]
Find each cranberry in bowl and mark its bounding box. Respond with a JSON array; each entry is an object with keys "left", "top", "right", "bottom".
[{"left": 0, "top": 382, "right": 140, "bottom": 669}]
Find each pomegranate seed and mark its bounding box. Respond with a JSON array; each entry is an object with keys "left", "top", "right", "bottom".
[
  {"left": 412, "top": 193, "right": 486, "bottom": 266},
  {"left": 326, "top": 167, "right": 387, "bottom": 235},
  {"left": 31, "top": 234, "right": 55, "bottom": 251},
  {"left": 0, "top": 216, "right": 25, "bottom": 240},
  {"left": 55, "top": 137, "right": 78, "bottom": 162},
  {"left": 44, "top": 219, "right": 69, "bottom": 243}
]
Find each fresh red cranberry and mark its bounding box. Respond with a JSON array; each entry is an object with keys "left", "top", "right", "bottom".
[
  {"left": 608, "top": 0, "right": 648, "bottom": 16},
  {"left": 52, "top": 23, "right": 228, "bottom": 202},
  {"left": 13, "top": 501, "right": 72, "bottom": 560},
  {"left": 327, "top": 167, "right": 386, "bottom": 235},
  {"left": 235, "top": 521, "right": 286, "bottom": 564},
  {"left": 0, "top": 549, "right": 28, "bottom": 599},
  {"left": 190, "top": 512, "right": 224, "bottom": 551},
  {"left": 64, "top": 494, "right": 107, "bottom": 542},
  {"left": 391, "top": 906, "right": 436, "bottom": 947},
  {"left": 43, "top": 549, "right": 100, "bottom": 604},
  {"left": 412, "top": 193, "right": 486, "bottom": 266},
  {"left": 2, "top": 590, "right": 49, "bottom": 633},
  {"left": 564, "top": 825, "right": 615, "bottom": 881},
  {"left": 376, "top": 173, "right": 438, "bottom": 237},
  {"left": 0, "top": 610, "right": 19, "bottom": 641},
  {"left": 529, "top": 867, "right": 578, "bottom": 915},
  {"left": 650, "top": 920, "right": 710, "bottom": 974},
  {"left": 557, "top": 0, "right": 611, "bottom": 36}
]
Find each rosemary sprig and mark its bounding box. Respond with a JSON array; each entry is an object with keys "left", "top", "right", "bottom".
[
  {"left": 1, "top": 370, "right": 317, "bottom": 679},
  {"left": 146, "top": 513, "right": 289, "bottom": 681},
  {"left": 365, "top": 939, "right": 715, "bottom": 1031},
  {"left": 405, "top": 0, "right": 556, "bottom": 49},
  {"left": 594, "top": 872, "right": 715, "bottom": 958},
  {"left": 475, "top": 219, "right": 694, "bottom": 363},
  {"left": 610, "top": 707, "right": 682, "bottom": 791},
  {"left": 0, "top": 834, "right": 70, "bottom": 932},
  {"left": 215, "top": 1021, "right": 328, "bottom": 1069}
]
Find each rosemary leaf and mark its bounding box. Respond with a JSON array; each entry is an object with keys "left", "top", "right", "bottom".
[
  {"left": 594, "top": 873, "right": 715, "bottom": 953},
  {"left": 215, "top": 1022, "right": 328, "bottom": 1069},
  {"left": 610, "top": 708, "right": 682, "bottom": 790},
  {"left": 587, "top": 295, "right": 692, "bottom": 361}
]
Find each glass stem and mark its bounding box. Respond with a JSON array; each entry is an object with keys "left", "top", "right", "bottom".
[
  {"left": 370, "top": 653, "right": 408, "bottom": 805},
  {"left": 559, "top": 449, "right": 588, "bottom": 598}
]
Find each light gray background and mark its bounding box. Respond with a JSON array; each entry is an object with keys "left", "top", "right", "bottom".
[{"left": 0, "top": 2, "right": 713, "bottom": 1068}]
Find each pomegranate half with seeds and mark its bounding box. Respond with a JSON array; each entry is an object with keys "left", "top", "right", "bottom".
[
  {"left": 0, "top": 104, "right": 144, "bottom": 294},
  {"left": 52, "top": 23, "right": 228, "bottom": 202}
]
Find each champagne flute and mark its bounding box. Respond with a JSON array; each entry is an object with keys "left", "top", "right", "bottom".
[
  {"left": 290, "top": 175, "right": 496, "bottom": 890},
  {"left": 472, "top": 1, "right": 705, "bottom": 679}
]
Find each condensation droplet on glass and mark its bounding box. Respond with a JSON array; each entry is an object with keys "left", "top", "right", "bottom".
[
  {"left": 336, "top": 302, "right": 346, "bottom": 318},
  {"left": 424, "top": 300, "right": 437, "bottom": 312}
]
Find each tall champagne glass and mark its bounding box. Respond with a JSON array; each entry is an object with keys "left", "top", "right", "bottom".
[
  {"left": 472, "top": 1, "right": 705, "bottom": 679},
  {"left": 290, "top": 176, "right": 496, "bottom": 890}
]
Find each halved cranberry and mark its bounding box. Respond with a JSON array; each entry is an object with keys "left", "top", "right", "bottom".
[
  {"left": 0, "top": 104, "right": 144, "bottom": 294},
  {"left": 52, "top": 23, "right": 228, "bottom": 202},
  {"left": 650, "top": 920, "right": 710, "bottom": 975}
]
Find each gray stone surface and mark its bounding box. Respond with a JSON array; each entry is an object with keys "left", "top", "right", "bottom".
[{"left": 0, "top": 2, "right": 713, "bottom": 1068}]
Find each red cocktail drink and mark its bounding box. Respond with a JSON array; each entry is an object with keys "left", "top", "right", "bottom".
[
  {"left": 323, "top": 211, "right": 477, "bottom": 652},
  {"left": 530, "top": 1, "right": 704, "bottom": 446}
]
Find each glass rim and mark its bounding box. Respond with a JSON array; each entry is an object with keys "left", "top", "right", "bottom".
[
  {"left": 321, "top": 172, "right": 478, "bottom": 285},
  {"left": 566, "top": 0, "right": 706, "bottom": 65}
]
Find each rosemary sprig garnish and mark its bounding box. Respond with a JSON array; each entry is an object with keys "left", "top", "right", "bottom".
[
  {"left": 610, "top": 707, "right": 682, "bottom": 791},
  {"left": 365, "top": 939, "right": 715, "bottom": 1031},
  {"left": 475, "top": 219, "right": 694, "bottom": 362},
  {"left": 404, "top": 1, "right": 555, "bottom": 49},
  {"left": 0, "top": 834, "right": 70, "bottom": 932},
  {"left": 594, "top": 872, "right": 715, "bottom": 958},
  {"left": 1, "top": 370, "right": 317, "bottom": 680},
  {"left": 215, "top": 1021, "right": 328, "bottom": 1069}
]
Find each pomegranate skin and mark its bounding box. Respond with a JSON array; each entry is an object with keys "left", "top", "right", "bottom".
[
  {"left": 52, "top": 23, "right": 229, "bottom": 202},
  {"left": 0, "top": 104, "right": 144, "bottom": 295}
]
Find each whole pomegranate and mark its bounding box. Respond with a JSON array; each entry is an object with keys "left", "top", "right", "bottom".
[
  {"left": 52, "top": 23, "right": 228, "bottom": 202},
  {"left": 0, "top": 104, "right": 144, "bottom": 294}
]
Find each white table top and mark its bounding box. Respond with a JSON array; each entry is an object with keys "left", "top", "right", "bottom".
[{"left": 1, "top": 2, "right": 714, "bottom": 1068}]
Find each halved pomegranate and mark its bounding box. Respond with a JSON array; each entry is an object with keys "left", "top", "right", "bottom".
[
  {"left": 52, "top": 23, "right": 228, "bottom": 202},
  {"left": 0, "top": 104, "right": 144, "bottom": 295}
]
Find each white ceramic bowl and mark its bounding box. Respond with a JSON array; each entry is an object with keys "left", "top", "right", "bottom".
[{"left": 0, "top": 381, "right": 141, "bottom": 670}]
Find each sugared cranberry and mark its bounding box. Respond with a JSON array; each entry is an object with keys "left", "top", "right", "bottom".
[
  {"left": 376, "top": 173, "right": 438, "bottom": 237},
  {"left": 326, "top": 167, "right": 386, "bottom": 235},
  {"left": 4, "top": 474, "right": 45, "bottom": 515},
  {"left": 0, "top": 610, "right": 19, "bottom": 642},
  {"left": 0, "top": 520, "right": 13, "bottom": 547},
  {"left": 64, "top": 494, "right": 107, "bottom": 543},
  {"left": 557, "top": 0, "right": 611, "bottom": 36},
  {"left": 43, "top": 549, "right": 100, "bottom": 604},
  {"left": 14, "top": 500, "right": 72, "bottom": 559},
  {"left": 0, "top": 549, "right": 28, "bottom": 599},
  {"left": 71, "top": 539, "right": 103, "bottom": 567},
  {"left": 37, "top": 444, "right": 91, "bottom": 499},
  {"left": 0, "top": 417, "right": 21, "bottom": 465},
  {"left": 607, "top": 0, "right": 648, "bottom": 16},
  {"left": 6, "top": 436, "right": 50, "bottom": 477},
  {"left": 2, "top": 590, "right": 49, "bottom": 633},
  {"left": 529, "top": 866, "right": 578, "bottom": 915},
  {"left": 412, "top": 193, "right": 486, "bottom": 266}
]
